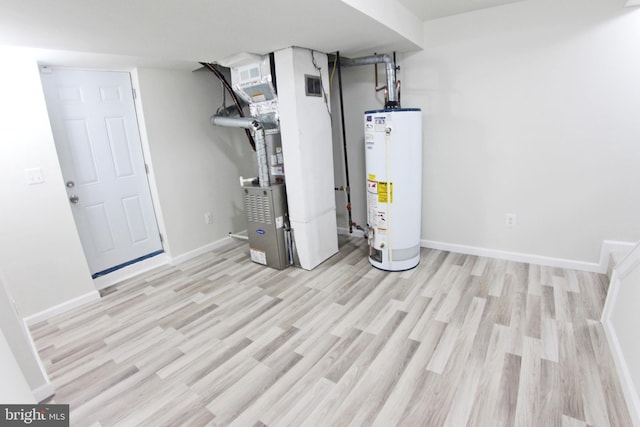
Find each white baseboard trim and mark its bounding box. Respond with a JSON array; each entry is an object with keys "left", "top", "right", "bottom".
[
  {"left": 21, "top": 316, "right": 54, "bottom": 402},
  {"left": 93, "top": 253, "right": 169, "bottom": 290},
  {"left": 339, "top": 233, "right": 638, "bottom": 275},
  {"left": 420, "top": 239, "right": 602, "bottom": 273},
  {"left": 24, "top": 290, "right": 101, "bottom": 326},
  {"left": 602, "top": 317, "right": 640, "bottom": 427},
  {"left": 599, "top": 240, "right": 638, "bottom": 273},
  {"left": 341, "top": 228, "right": 609, "bottom": 272},
  {"left": 23, "top": 237, "right": 241, "bottom": 324},
  {"left": 94, "top": 235, "right": 248, "bottom": 290},
  {"left": 32, "top": 381, "right": 55, "bottom": 403},
  {"left": 169, "top": 236, "right": 236, "bottom": 266}
]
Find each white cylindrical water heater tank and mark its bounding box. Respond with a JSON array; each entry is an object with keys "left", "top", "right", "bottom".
[{"left": 364, "top": 108, "right": 422, "bottom": 271}]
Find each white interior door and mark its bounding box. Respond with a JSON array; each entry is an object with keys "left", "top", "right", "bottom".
[{"left": 41, "top": 69, "right": 162, "bottom": 276}]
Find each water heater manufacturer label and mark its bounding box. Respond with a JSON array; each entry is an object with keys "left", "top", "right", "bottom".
[
  {"left": 374, "top": 117, "right": 386, "bottom": 132},
  {"left": 367, "top": 180, "right": 378, "bottom": 230}
]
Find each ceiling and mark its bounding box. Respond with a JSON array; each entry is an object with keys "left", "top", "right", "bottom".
[
  {"left": 0, "top": 0, "right": 525, "bottom": 68},
  {"left": 397, "top": 0, "right": 526, "bottom": 21}
]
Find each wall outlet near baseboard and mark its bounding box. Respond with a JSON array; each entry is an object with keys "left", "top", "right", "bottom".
[
  {"left": 505, "top": 213, "right": 517, "bottom": 227},
  {"left": 204, "top": 211, "right": 214, "bottom": 224}
]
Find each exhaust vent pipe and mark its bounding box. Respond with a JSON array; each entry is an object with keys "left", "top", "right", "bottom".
[
  {"left": 211, "top": 116, "right": 270, "bottom": 187},
  {"left": 340, "top": 54, "right": 398, "bottom": 108}
]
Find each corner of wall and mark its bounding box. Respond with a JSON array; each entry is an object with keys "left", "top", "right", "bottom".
[{"left": 600, "top": 242, "right": 640, "bottom": 426}]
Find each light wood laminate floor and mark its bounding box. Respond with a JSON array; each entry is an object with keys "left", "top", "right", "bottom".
[{"left": 31, "top": 236, "right": 632, "bottom": 426}]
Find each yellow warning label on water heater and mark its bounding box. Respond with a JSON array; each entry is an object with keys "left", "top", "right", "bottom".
[
  {"left": 378, "top": 182, "right": 393, "bottom": 203},
  {"left": 368, "top": 174, "right": 376, "bottom": 181}
]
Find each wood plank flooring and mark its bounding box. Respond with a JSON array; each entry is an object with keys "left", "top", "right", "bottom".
[{"left": 31, "top": 236, "right": 632, "bottom": 426}]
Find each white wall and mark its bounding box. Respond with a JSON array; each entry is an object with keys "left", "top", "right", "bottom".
[
  {"left": 135, "top": 67, "right": 255, "bottom": 258},
  {"left": 331, "top": 64, "right": 386, "bottom": 233},
  {"left": 0, "top": 271, "right": 50, "bottom": 401},
  {"left": 0, "top": 46, "right": 96, "bottom": 317},
  {"left": 611, "top": 264, "right": 640, "bottom": 424},
  {"left": 335, "top": 0, "right": 640, "bottom": 264},
  {"left": 0, "top": 329, "right": 35, "bottom": 404},
  {"left": 0, "top": 49, "right": 255, "bottom": 318}
]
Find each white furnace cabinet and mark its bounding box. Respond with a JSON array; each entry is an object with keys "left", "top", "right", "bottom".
[
  {"left": 364, "top": 108, "right": 422, "bottom": 271},
  {"left": 274, "top": 47, "right": 339, "bottom": 270}
]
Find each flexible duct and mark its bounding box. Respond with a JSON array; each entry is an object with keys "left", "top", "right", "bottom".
[
  {"left": 211, "top": 116, "right": 270, "bottom": 187},
  {"left": 340, "top": 54, "right": 398, "bottom": 107}
]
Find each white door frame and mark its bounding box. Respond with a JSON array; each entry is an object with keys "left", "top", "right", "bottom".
[{"left": 41, "top": 66, "right": 170, "bottom": 288}]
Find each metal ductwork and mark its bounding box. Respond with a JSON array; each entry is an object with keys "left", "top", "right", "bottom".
[
  {"left": 340, "top": 54, "right": 398, "bottom": 108},
  {"left": 211, "top": 116, "right": 259, "bottom": 130},
  {"left": 211, "top": 115, "right": 270, "bottom": 188}
]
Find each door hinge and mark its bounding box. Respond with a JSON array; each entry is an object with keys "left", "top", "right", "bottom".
[
  {"left": 159, "top": 233, "right": 164, "bottom": 243},
  {"left": 132, "top": 88, "right": 137, "bottom": 100},
  {"left": 144, "top": 163, "right": 149, "bottom": 174}
]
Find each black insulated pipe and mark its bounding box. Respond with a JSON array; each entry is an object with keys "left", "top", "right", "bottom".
[
  {"left": 269, "top": 52, "right": 278, "bottom": 94},
  {"left": 336, "top": 52, "right": 355, "bottom": 233},
  {"left": 200, "top": 62, "right": 256, "bottom": 151}
]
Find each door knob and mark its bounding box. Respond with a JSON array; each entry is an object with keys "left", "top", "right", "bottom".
[{"left": 69, "top": 194, "right": 79, "bottom": 204}]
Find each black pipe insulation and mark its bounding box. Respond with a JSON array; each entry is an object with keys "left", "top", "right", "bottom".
[
  {"left": 269, "top": 52, "right": 278, "bottom": 94},
  {"left": 200, "top": 62, "right": 256, "bottom": 151}
]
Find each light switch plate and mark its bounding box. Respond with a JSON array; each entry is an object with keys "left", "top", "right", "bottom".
[{"left": 25, "top": 168, "right": 45, "bottom": 185}]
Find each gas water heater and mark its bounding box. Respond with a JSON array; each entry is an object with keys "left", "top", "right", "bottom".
[{"left": 365, "top": 108, "right": 422, "bottom": 271}]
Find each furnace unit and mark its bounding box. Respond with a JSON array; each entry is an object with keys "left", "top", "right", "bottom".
[
  {"left": 207, "top": 48, "right": 338, "bottom": 270},
  {"left": 243, "top": 184, "right": 288, "bottom": 270}
]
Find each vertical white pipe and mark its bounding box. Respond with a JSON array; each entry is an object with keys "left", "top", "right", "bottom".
[{"left": 385, "top": 126, "right": 393, "bottom": 263}]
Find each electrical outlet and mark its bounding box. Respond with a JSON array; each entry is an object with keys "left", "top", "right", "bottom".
[
  {"left": 204, "top": 212, "right": 214, "bottom": 224},
  {"left": 24, "top": 167, "right": 45, "bottom": 185},
  {"left": 505, "top": 213, "right": 517, "bottom": 227}
]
